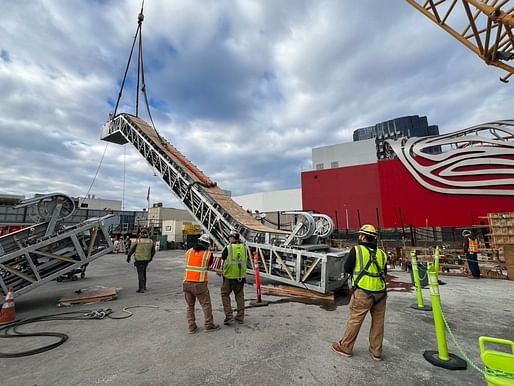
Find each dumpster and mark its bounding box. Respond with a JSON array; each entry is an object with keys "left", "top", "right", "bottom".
[
  {"left": 185, "top": 234, "right": 200, "bottom": 250},
  {"left": 151, "top": 235, "right": 168, "bottom": 251}
]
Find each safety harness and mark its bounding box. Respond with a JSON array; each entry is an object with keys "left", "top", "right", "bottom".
[{"left": 352, "top": 245, "right": 387, "bottom": 304}]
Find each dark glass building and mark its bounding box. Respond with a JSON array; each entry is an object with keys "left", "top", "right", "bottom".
[{"left": 352, "top": 115, "right": 440, "bottom": 159}]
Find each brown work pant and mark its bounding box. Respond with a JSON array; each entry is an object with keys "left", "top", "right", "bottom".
[
  {"left": 339, "top": 288, "right": 387, "bottom": 357},
  {"left": 183, "top": 281, "right": 215, "bottom": 331},
  {"left": 221, "top": 278, "right": 245, "bottom": 321}
]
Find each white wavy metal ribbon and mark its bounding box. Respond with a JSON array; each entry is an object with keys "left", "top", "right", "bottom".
[{"left": 386, "top": 120, "right": 514, "bottom": 195}]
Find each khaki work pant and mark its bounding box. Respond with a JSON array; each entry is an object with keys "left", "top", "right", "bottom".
[
  {"left": 339, "top": 288, "right": 387, "bottom": 357},
  {"left": 183, "top": 281, "right": 215, "bottom": 331},
  {"left": 221, "top": 278, "right": 245, "bottom": 321}
]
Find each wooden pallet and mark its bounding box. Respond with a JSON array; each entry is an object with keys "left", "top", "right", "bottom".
[{"left": 59, "top": 287, "right": 118, "bottom": 305}]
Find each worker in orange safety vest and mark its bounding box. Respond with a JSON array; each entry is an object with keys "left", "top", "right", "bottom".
[
  {"left": 183, "top": 233, "right": 220, "bottom": 334},
  {"left": 463, "top": 229, "right": 480, "bottom": 279}
]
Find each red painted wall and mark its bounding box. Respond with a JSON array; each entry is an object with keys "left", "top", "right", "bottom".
[
  {"left": 377, "top": 159, "right": 514, "bottom": 227},
  {"left": 301, "top": 164, "right": 383, "bottom": 229},
  {"left": 301, "top": 160, "right": 514, "bottom": 229}
]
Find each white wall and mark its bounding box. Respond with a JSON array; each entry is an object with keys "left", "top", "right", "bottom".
[
  {"left": 78, "top": 197, "right": 122, "bottom": 210},
  {"left": 311, "top": 139, "right": 377, "bottom": 170},
  {"left": 233, "top": 188, "right": 302, "bottom": 212},
  {"left": 162, "top": 220, "right": 186, "bottom": 242}
]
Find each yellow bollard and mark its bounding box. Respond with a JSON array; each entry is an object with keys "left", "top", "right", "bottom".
[
  {"left": 410, "top": 250, "right": 431, "bottom": 311},
  {"left": 423, "top": 262, "right": 467, "bottom": 370},
  {"left": 434, "top": 246, "right": 440, "bottom": 277}
]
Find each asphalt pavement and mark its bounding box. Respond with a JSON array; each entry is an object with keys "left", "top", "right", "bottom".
[{"left": 1, "top": 250, "right": 513, "bottom": 386}]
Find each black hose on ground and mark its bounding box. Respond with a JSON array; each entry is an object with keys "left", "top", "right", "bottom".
[{"left": 0, "top": 306, "right": 158, "bottom": 358}]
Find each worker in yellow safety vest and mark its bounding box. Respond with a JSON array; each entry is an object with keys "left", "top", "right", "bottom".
[
  {"left": 463, "top": 229, "right": 480, "bottom": 279},
  {"left": 183, "top": 233, "right": 220, "bottom": 334},
  {"left": 126, "top": 229, "right": 155, "bottom": 293},
  {"left": 332, "top": 224, "right": 387, "bottom": 361},
  {"left": 221, "top": 231, "right": 247, "bottom": 325}
]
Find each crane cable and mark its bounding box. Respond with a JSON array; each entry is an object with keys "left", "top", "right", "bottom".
[
  {"left": 79, "top": 142, "right": 109, "bottom": 208},
  {"left": 113, "top": 0, "right": 144, "bottom": 118},
  {"left": 112, "top": 0, "right": 161, "bottom": 141}
]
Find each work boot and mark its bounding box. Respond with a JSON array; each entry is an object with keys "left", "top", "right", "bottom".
[
  {"left": 204, "top": 324, "right": 221, "bottom": 333},
  {"left": 223, "top": 318, "right": 234, "bottom": 325},
  {"left": 331, "top": 342, "right": 352, "bottom": 358},
  {"left": 136, "top": 289, "right": 144, "bottom": 293},
  {"left": 235, "top": 318, "right": 244, "bottom": 324},
  {"left": 369, "top": 347, "right": 382, "bottom": 361},
  {"left": 188, "top": 326, "right": 198, "bottom": 334}
]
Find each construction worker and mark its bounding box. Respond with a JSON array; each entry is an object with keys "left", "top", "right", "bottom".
[
  {"left": 221, "top": 231, "right": 247, "bottom": 325},
  {"left": 183, "top": 233, "right": 220, "bottom": 334},
  {"left": 463, "top": 229, "right": 480, "bottom": 279},
  {"left": 332, "top": 224, "right": 387, "bottom": 361},
  {"left": 126, "top": 229, "right": 155, "bottom": 293}
]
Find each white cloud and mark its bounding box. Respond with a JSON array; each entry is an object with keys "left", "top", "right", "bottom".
[{"left": 0, "top": 0, "right": 512, "bottom": 211}]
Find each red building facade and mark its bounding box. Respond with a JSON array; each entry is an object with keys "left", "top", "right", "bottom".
[{"left": 301, "top": 159, "right": 514, "bottom": 229}]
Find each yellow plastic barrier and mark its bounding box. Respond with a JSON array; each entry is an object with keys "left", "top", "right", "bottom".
[{"left": 480, "top": 337, "right": 514, "bottom": 386}]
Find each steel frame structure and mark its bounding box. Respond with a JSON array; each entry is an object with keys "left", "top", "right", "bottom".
[
  {"left": 0, "top": 217, "right": 113, "bottom": 301},
  {"left": 102, "top": 114, "right": 348, "bottom": 293},
  {"left": 406, "top": 0, "right": 514, "bottom": 82}
]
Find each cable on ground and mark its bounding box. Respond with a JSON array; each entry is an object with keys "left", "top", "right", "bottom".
[{"left": 0, "top": 305, "right": 159, "bottom": 358}]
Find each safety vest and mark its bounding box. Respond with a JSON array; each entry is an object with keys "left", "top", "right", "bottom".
[
  {"left": 184, "top": 249, "right": 211, "bottom": 282},
  {"left": 223, "top": 243, "right": 247, "bottom": 279},
  {"left": 134, "top": 239, "right": 153, "bottom": 262},
  {"left": 352, "top": 245, "right": 387, "bottom": 292},
  {"left": 468, "top": 238, "right": 478, "bottom": 253}
]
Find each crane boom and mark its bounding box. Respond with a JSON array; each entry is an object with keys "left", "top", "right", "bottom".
[
  {"left": 406, "top": 0, "right": 514, "bottom": 82},
  {"left": 101, "top": 114, "right": 348, "bottom": 293}
]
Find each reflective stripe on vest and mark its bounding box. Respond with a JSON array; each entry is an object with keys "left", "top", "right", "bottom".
[
  {"left": 352, "top": 245, "right": 387, "bottom": 292},
  {"left": 223, "top": 243, "right": 247, "bottom": 279},
  {"left": 468, "top": 238, "right": 478, "bottom": 253},
  {"left": 134, "top": 239, "right": 153, "bottom": 261},
  {"left": 184, "top": 249, "right": 211, "bottom": 282}
]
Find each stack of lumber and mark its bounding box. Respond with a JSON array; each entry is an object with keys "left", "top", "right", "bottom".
[
  {"left": 487, "top": 212, "right": 514, "bottom": 249},
  {"left": 59, "top": 287, "right": 118, "bottom": 305},
  {"left": 502, "top": 245, "right": 514, "bottom": 281}
]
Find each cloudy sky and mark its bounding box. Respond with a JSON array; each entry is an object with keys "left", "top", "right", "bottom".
[{"left": 1, "top": 0, "right": 513, "bottom": 211}]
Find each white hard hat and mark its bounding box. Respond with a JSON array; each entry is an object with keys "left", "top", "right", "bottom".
[
  {"left": 198, "top": 234, "right": 210, "bottom": 244},
  {"left": 462, "top": 229, "right": 471, "bottom": 237},
  {"left": 228, "top": 231, "right": 240, "bottom": 240}
]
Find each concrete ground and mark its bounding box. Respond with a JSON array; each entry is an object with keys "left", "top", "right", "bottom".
[{"left": 1, "top": 250, "right": 513, "bottom": 386}]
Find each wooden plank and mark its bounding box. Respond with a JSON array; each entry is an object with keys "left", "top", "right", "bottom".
[
  {"left": 59, "top": 287, "right": 117, "bottom": 304},
  {"left": 31, "top": 250, "right": 78, "bottom": 263},
  {"left": 261, "top": 285, "right": 335, "bottom": 302},
  {"left": 272, "top": 250, "right": 295, "bottom": 281},
  {"left": 301, "top": 258, "right": 321, "bottom": 282},
  {"left": 0, "top": 263, "right": 35, "bottom": 283}
]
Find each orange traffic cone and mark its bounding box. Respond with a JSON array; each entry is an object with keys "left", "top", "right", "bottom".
[{"left": 0, "top": 288, "right": 16, "bottom": 325}]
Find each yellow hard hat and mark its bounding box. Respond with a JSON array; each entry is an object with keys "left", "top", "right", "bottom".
[{"left": 359, "top": 224, "right": 377, "bottom": 238}]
